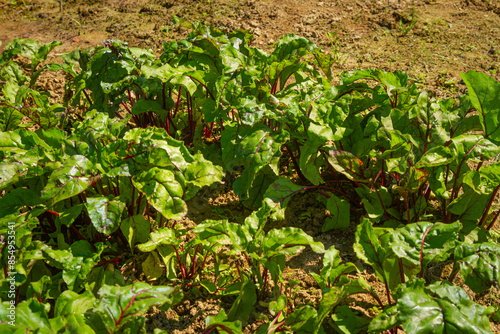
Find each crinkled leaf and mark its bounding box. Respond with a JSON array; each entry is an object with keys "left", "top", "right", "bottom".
[
  {"left": 193, "top": 219, "right": 249, "bottom": 252},
  {"left": 262, "top": 177, "right": 304, "bottom": 218},
  {"left": 205, "top": 309, "right": 243, "bottom": 334},
  {"left": 121, "top": 214, "right": 151, "bottom": 251},
  {"left": 263, "top": 227, "right": 325, "bottom": 255},
  {"left": 143, "top": 251, "right": 164, "bottom": 281},
  {"left": 93, "top": 282, "right": 183, "bottom": 333},
  {"left": 41, "top": 155, "right": 96, "bottom": 206},
  {"left": 54, "top": 290, "right": 96, "bottom": 317},
  {"left": 137, "top": 228, "right": 177, "bottom": 252},
  {"left": 227, "top": 280, "right": 257, "bottom": 326},
  {"left": 0, "top": 187, "right": 42, "bottom": 217},
  {"left": 368, "top": 305, "right": 399, "bottom": 333},
  {"left": 132, "top": 167, "right": 187, "bottom": 220},
  {"left": 415, "top": 146, "right": 456, "bottom": 168},
  {"left": 44, "top": 241, "right": 104, "bottom": 291},
  {"left": 86, "top": 196, "right": 126, "bottom": 235},
  {"left": 323, "top": 194, "right": 350, "bottom": 231},
  {"left": 233, "top": 127, "right": 287, "bottom": 201},
  {"left": 461, "top": 71, "right": 500, "bottom": 142},
  {"left": 131, "top": 99, "right": 167, "bottom": 118},
  {"left": 184, "top": 152, "right": 223, "bottom": 200},
  {"left": 454, "top": 242, "right": 500, "bottom": 293},
  {"left": 327, "top": 149, "right": 364, "bottom": 180},
  {"left": 354, "top": 219, "right": 396, "bottom": 287},
  {"left": 330, "top": 305, "right": 370, "bottom": 334},
  {"left": 390, "top": 221, "right": 460, "bottom": 273},
  {"left": 401, "top": 166, "right": 429, "bottom": 194},
  {"left": 396, "top": 279, "right": 492, "bottom": 334}
]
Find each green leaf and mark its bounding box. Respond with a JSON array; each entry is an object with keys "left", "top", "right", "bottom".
[
  {"left": 454, "top": 242, "right": 500, "bottom": 293},
  {"left": 3, "top": 299, "right": 52, "bottom": 332},
  {"left": 121, "top": 215, "right": 151, "bottom": 251},
  {"left": 50, "top": 313, "right": 96, "bottom": 334},
  {"left": 262, "top": 177, "right": 304, "bottom": 219},
  {"left": 390, "top": 221, "right": 460, "bottom": 276},
  {"left": 269, "top": 295, "right": 288, "bottom": 316},
  {"left": 184, "top": 152, "right": 223, "bottom": 187},
  {"left": 415, "top": 146, "right": 456, "bottom": 168},
  {"left": 323, "top": 194, "right": 350, "bottom": 231},
  {"left": 137, "top": 228, "right": 177, "bottom": 252},
  {"left": 311, "top": 246, "right": 358, "bottom": 290},
  {"left": 205, "top": 309, "right": 243, "bottom": 334},
  {"left": 243, "top": 165, "right": 279, "bottom": 208},
  {"left": 478, "top": 162, "right": 500, "bottom": 186},
  {"left": 57, "top": 204, "right": 84, "bottom": 227},
  {"left": 460, "top": 71, "right": 500, "bottom": 141},
  {"left": 93, "top": 282, "right": 183, "bottom": 333},
  {"left": 354, "top": 219, "right": 396, "bottom": 287},
  {"left": 263, "top": 227, "right": 325, "bottom": 255},
  {"left": 0, "top": 106, "right": 23, "bottom": 131},
  {"left": 299, "top": 138, "right": 324, "bottom": 185},
  {"left": 44, "top": 241, "right": 104, "bottom": 291},
  {"left": 447, "top": 187, "right": 490, "bottom": 223},
  {"left": 232, "top": 127, "right": 288, "bottom": 201},
  {"left": 227, "top": 280, "right": 257, "bottom": 326},
  {"left": 285, "top": 305, "right": 317, "bottom": 333},
  {"left": 184, "top": 152, "right": 223, "bottom": 200},
  {"left": 86, "top": 196, "right": 126, "bottom": 236},
  {"left": 132, "top": 167, "right": 187, "bottom": 220},
  {"left": 193, "top": 219, "right": 249, "bottom": 252},
  {"left": 327, "top": 149, "right": 364, "bottom": 180},
  {"left": 368, "top": 305, "right": 399, "bottom": 333},
  {"left": 143, "top": 251, "right": 164, "bottom": 281},
  {"left": 396, "top": 279, "right": 492, "bottom": 334},
  {"left": 131, "top": 99, "right": 167, "bottom": 118},
  {"left": 41, "top": 155, "right": 96, "bottom": 206},
  {"left": 0, "top": 187, "right": 41, "bottom": 217},
  {"left": 313, "top": 287, "right": 346, "bottom": 333},
  {"left": 54, "top": 290, "right": 96, "bottom": 317},
  {"left": 330, "top": 305, "right": 370, "bottom": 334}
]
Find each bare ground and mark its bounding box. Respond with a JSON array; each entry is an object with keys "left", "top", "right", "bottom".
[{"left": 1, "top": 0, "right": 500, "bottom": 333}]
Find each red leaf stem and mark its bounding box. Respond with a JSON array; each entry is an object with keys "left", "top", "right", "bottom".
[{"left": 115, "top": 289, "right": 148, "bottom": 326}]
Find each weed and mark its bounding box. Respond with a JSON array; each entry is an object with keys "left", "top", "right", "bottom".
[{"left": 399, "top": 8, "right": 418, "bottom": 37}]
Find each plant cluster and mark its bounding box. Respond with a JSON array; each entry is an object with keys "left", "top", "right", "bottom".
[{"left": 0, "top": 23, "right": 499, "bottom": 333}]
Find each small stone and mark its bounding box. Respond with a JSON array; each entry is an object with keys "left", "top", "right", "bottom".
[
  {"left": 302, "top": 14, "right": 317, "bottom": 25},
  {"left": 249, "top": 20, "right": 259, "bottom": 28}
]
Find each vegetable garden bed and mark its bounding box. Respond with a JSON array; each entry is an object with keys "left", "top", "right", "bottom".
[{"left": 0, "top": 23, "right": 499, "bottom": 333}]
